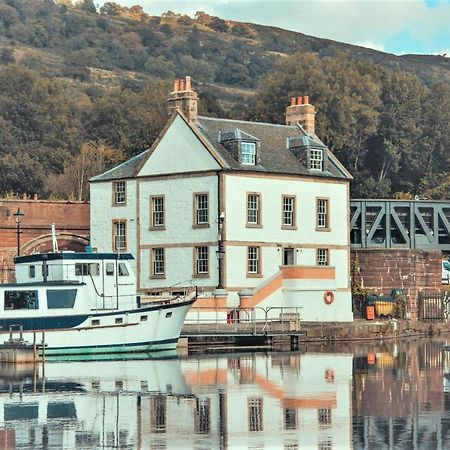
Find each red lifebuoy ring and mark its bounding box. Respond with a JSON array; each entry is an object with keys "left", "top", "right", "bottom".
[
  {"left": 324, "top": 290, "right": 334, "bottom": 305},
  {"left": 325, "top": 369, "right": 335, "bottom": 383}
]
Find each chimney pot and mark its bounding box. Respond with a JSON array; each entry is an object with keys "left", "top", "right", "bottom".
[
  {"left": 179, "top": 79, "right": 186, "bottom": 91},
  {"left": 22, "top": 193, "right": 27, "bottom": 200},
  {"left": 296, "top": 96, "right": 303, "bottom": 105},
  {"left": 33, "top": 194, "right": 38, "bottom": 200},
  {"left": 290, "top": 96, "right": 296, "bottom": 106},
  {"left": 186, "top": 76, "right": 191, "bottom": 91},
  {"left": 303, "top": 95, "right": 309, "bottom": 105},
  {"left": 173, "top": 80, "right": 179, "bottom": 92}
]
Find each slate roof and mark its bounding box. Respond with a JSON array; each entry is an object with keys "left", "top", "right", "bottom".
[
  {"left": 196, "top": 116, "right": 351, "bottom": 179},
  {"left": 90, "top": 149, "right": 150, "bottom": 182},
  {"left": 90, "top": 113, "right": 352, "bottom": 182}
]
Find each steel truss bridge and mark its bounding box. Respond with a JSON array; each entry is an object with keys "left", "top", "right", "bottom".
[{"left": 350, "top": 200, "right": 450, "bottom": 251}]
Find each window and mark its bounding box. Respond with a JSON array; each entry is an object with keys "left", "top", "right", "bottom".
[
  {"left": 106, "top": 263, "right": 114, "bottom": 276},
  {"left": 113, "top": 220, "right": 127, "bottom": 251},
  {"left": 241, "top": 142, "right": 256, "bottom": 165},
  {"left": 247, "top": 193, "right": 261, "bottom": 226},
  {"left": 91, "top": 319, "right": 100, "bottom": 326},
  {"left": 113, "top": 181, "right": 126, "bottom": 205},
  {"left": 194, "top": 246, "right": 209, "bottom": 276},
  {"left": 282, "top": 196, "right": 296, "bottom": 228},
  {"left": 47, "top": 289, "right": 77, "bottom": 309},
  {"left": 150, "top": 396, "right": 166, "bottom": 433},
  {"left": 5, "top": 290, "right": 39, "bottom": 310},
  {"left": 151, "top": 248, "right": 165, "bottom": 277},
  {"left": 118, "top": 262, "right": 129, "bottom": 276},
  {"left": 194, "top": 193, "right": 209, "bottom": 227},
  {"left": 317, "top": 198, "right": 329, "bottom": 229},
  {"left": 318, "top": 408, "right": 332, "bottom": 425},
  {"left": 317, "top": 248, "right": 329, "bottom": 266},
  {"left": 75, "top": 263, "right": 100, "bottom": 276},
  {"left": 284, "top": 408, "right": 297, "bottom": 430},
  {"left": 310, "top": 149, "right": 323, "bottom": 171},
  {"left": 150, "top": 196, "right": 165, "bottom": 229},
  {"left": 115, "top": 318, "right": 123, "bottom": 324},
  {"left": 248, "top": 398, "right": 263, "bottom": 432},
  {"left": 247, "top": 246, "right": 261, "bottom": 276},
  {"left": 29, "top": 266, "right": 35, "bottom": 278},
  {"left": 195, "top": 398, "right": 211, "bottom": 434}
]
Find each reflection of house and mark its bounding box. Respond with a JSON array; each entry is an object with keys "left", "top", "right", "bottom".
[
  {"left": 0, "top": 197, "right": 89, "bottom": 282},
  {"left": 0, "top": 353, "right": 352, "bottom": 449},
  {"left": 90, "top": 76, "right": 353, "bottom": 321}
]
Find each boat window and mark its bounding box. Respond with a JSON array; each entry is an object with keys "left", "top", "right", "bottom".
[
  {"left": 47, "top": 289, "right": 77, "bottom": 309},
  {"left": 29, "top": 266, "right": 35, "bottom": 278},
  {"left": 91, "top": 319, "right": 100, "bottom": 326},
  {"left": 5, "top": 290, "right": 39, "bottom": 310},
  {"left": 75, "top": 263, "right": 100, "bottom": 276},
  {"left": 115, "top": 317, "right": 123, "bottom": 324},
  {"left": 118, "top": 263, "right": 129, "bottom": 276},
  {"left": 140, "top": 315, "right": 148, "bottom": 321},
  {"left": 106, "top": 263, "right": 114, "bottom": 276},
  {"left": 165, "top": 312, "right": 172, "bottom": 318}
]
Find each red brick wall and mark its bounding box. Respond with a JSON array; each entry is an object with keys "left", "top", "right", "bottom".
[
  {"left": 351, "top": 249, "right": 441, "bottom": 321},
  {"left": 0, "top": 198, "right": 90, "bottom": 282}
]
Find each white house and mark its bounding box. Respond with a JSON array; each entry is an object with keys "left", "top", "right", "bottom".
[{"left": 90, "top": 76, "right": 353, "bottom": 321}]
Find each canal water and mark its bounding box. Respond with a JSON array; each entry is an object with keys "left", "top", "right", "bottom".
[{"left": 1, "top": 339, "right": 449, "bottom": 449}]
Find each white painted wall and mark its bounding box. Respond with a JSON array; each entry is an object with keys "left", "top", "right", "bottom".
[
  {"left": 138, "top": 175, "right": 219, "bottom": 291},
  {"left": 90, "top": 180, "right": 138, "bottom": 273},
  {"left": 138, "top": 115, "right": 221, "bottom": 177}
]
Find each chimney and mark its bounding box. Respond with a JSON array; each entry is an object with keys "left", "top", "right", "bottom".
[
  {"left": 166, "top": 75, "right": 198, "bottom": 123},
  {"left": 285, "top": 95, "right": 316, "bottom": 135}
]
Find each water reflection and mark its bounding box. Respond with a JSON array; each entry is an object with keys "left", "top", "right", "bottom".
[{"left": 1, "top": 340, "right": 449, "bottom": 449}]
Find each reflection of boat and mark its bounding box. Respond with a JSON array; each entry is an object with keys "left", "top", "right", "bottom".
[
  {"left": 0, "top": 252, "right": 195, "bottom": 355},
  {"left": 0, "top": 357, "right": 193, "bottom": 449}
]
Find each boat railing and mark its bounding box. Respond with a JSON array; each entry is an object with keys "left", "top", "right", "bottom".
[{"left": 141, "top": 285, "right": 197, "bottom": 305}]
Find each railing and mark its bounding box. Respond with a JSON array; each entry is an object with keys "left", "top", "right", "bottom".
[{"left": 183, "top": 306, "right": 302, "bottom": 335}]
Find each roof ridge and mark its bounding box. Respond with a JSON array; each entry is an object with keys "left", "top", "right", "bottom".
[{"left": 198, "top": 115, "right": 298, "bottom": 129}]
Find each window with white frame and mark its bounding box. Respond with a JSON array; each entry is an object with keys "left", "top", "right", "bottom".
[
  {"left": 241, "top": 142, "right": 256, "bottom": 165},
  {"left": 248, "top": 397, "right": 263, "bottom": 432},
  {"left": 317, "top": 198, "right": 329, "bottom": 229},
  {"left": 310, "top": 149, "right": 323, "bottom": 171},
  {"left": 113, "top": 220, "right": 126, "bottom": 251},
  {"left": 195, "top": 246, "right": 209, "bottom": 275},
  {"left": 282, "top": 196, "right": 296, "bottom": 227},
  {"left": 151, "top": 196, "right": 165, "bottom": 228},
  {"left": 247, "top": 193, "right": 261, "bottom": 226},
  {"left": 151, "top": 248, "right": 165, "bottom": 276},
  {"left": 247, "top": 246, "right": 261, "bottom": 275},
  {"left": 194, "top": 193, "right": 209, "bottom": 226},
  {"left": 113, "top": 181, "right": 126, "bottom": 205},
  {"left": 317, "top": 248, "right": 329, "bottom": 266}
]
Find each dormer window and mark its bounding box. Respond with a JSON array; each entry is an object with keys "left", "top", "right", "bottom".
[
  {"left": 241, "top": 142, "right": 256, "bottom": 165},
  {"left": 310, "top": 149, "right": 323, "bottom": 171}
]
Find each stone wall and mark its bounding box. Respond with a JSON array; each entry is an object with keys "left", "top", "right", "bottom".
[
  {"left": 351, "top": 249, "right": 441, "bottom": 321},
  {"left": 0, "top": 198, "right": 90, "bottom": 282}
]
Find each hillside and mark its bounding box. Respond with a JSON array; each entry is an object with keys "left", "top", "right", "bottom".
[
  {"left": 0, "top": 0, "right": 448, "bottom": 104},
  {"left": 0, "top": 0, "right": 449, "bottom": 202}
]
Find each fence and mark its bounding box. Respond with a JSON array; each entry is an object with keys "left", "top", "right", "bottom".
[{"left": 418, "top": 292, "right": 448, "bottom": 322}]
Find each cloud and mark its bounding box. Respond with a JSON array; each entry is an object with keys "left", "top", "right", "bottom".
[{"left": 356, "top": 41, "right": 386, "bottom": 52}]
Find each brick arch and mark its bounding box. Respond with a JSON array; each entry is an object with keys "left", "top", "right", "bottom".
[{"left": 21, "top": 233, "right": 90, "bottom": 255}]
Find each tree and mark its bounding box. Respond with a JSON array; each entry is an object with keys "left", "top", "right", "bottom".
[{"left": 46, "top": 141, "right": 124, "bottom": 200}]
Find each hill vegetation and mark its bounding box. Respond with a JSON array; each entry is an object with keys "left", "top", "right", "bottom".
[{"left": 0, "top": 0, "right": 449, "bottom": 200}]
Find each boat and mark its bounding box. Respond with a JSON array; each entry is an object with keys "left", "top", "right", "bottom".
[{"left": 0, "top": 251, "right": 196, "bottom": 356}]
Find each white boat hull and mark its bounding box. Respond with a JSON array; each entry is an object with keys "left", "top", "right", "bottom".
[{"left": 0, "top": 300, "right": 193, "bottom": 356}]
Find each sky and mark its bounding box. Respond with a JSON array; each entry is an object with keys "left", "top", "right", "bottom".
[{"left": 99, "top": 0, "right": 450, "bottom": 56}]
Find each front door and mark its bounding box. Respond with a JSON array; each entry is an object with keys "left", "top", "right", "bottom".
[{"left": 283, "top": 248, "right": 295, "bottom": 266}]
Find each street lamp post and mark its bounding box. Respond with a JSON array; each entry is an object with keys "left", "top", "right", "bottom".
[{"left": 13, "top": 208, "right": 24, "bottom": 256}]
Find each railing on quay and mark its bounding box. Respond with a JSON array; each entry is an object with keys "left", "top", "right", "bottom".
[{"left": 182, "top": 306, "right": 302, "bottom": 336}]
